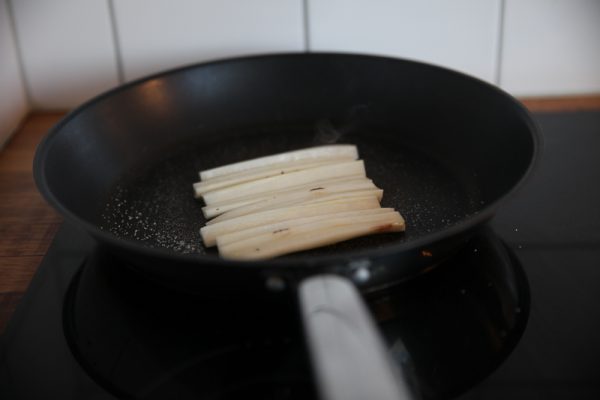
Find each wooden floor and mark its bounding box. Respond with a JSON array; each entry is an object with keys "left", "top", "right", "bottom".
[
  {"left": 1, "top": 95, "right": 599, "bottom": 333},
  {"left": 0, "top": 113, "right": 63, "bottom": 333}
]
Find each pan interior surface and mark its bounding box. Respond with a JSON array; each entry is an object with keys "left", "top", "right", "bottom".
[
  {"left": 99, "top": 126, "right": 481, "bottom": 256},
  {"left": 37, "top": 54, "right": 536, "bottom": 263}
]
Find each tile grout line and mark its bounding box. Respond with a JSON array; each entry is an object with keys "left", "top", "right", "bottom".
[
  {"left": 494, "top": 0, "right": 506, "bottom": 87},
  {"left": 302, "top": 0, "right": 311, "bottom": 52},
  {"left": 107, "top": 0, "right": 125, "bottom": 84},
  {"left": 5, "top": 0, "right": 34, "bottom": 108}
]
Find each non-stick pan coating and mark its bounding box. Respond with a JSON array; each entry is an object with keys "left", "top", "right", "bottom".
[
  {"left": 35, "top": 53, "right": 537, "bottom": 282},
  {"left": 100, "top": 127, "right": 480, "bottom": 256}
]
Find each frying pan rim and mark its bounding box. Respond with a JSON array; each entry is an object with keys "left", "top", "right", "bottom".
[{"left": 33, "top": 52, "right": 541, "bottom": 269}]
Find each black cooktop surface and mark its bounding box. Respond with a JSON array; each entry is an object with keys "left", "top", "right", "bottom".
[{"left": 2, "top": 111, "right": 600, "bottom": 399}]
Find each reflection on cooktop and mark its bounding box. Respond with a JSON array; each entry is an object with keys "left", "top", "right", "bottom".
[
  {"left": 370, "top": 228, "right": 529, "bottom": 399},
  {"left": 63, "top": 227, "right": 528, "bottom": 400}
]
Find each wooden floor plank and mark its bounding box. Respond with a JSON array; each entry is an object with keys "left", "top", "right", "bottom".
[
  {"left": 0, "top": 112, "right": 65, "bottom": 297},
  {"left": 0, "top": 258, "right": 43, "bottom": 292},
  {"left": 520, "top": 95, "right": 600, "bottom": 112}
]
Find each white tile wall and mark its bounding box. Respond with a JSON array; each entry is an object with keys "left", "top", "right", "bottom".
[
  {"left": 11, "top": 0, "right": 119, "bottom": 109},
  {"left": 112, "top": 0, "right": 305, "bottom": 81},
  {"left": 501, "top": 0, "right": 600, "bottom": 96},
  {"left": 0, "top": 0, "right": 28, "bottom": 147},
  {"left": 4, "top": 0, "right": 600, "bottom": 112},
  {"left": 308, "top": 0, "right": 502, "bottom": 83}
]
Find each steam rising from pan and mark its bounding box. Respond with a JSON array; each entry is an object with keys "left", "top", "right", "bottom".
[
  {"left": 313, "top": 104, "right": 371, "bottom": 145},
  {"left": 313, "top": 120, "right": 344, "bottom": 145}
]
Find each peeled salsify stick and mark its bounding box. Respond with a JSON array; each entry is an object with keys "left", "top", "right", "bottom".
[
  {"left": 193, "top": 158, "right": 351, "bottom": 197},
  {"left": 199, "top": 144, "right": 358, "bottom": 181},
  {"left": 201, "top": 160, "right": 365, "bottom": 206},
  {"left": 207, "top": 188, "right": 383, "bottom": 225},
  {"left": 194, "top": 159, "right": 345, "bottom": 196},
  {"left": 216, "top": 208, "right": 396, "bottom": 247},
  {"left": 202, "top": 177, "right": 376, "bottom": 219},
  {"left": 201, "top": 196, "right": 381, "bottom": 247},
  {"left": 218, "top": 211, "right": 405, "bottom": 260}
]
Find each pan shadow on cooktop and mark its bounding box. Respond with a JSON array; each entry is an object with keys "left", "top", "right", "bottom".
[{"left": 63, "top": 227, "right": 528, "bottom": 399}]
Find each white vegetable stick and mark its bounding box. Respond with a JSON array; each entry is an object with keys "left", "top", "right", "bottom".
[
  {"left": 202, "top": 160, "right": 366, "bottom": 206},
  {"left": 199, "top": 144, "right": 358, "bottom": 181},
  {"left": 207, "top": 188, "right": 383, "bottom": 224},
  {"left": 218, "top": 212, "right": 405, "bottom": 260},
  {"left": 202, "top": 177, "right": 376, "bottom": 219},
  {"left": 201, "top": 196, "right": 380, "bottom": 247},
  {"left": 196, "top": 158, "right": 347, "bottom": 187},
  {"left": 202, "top": 198, "right": 262, "bottom": 219},
  {"left": 216, "top": 208, "right": 396, "bottom": 246},
  {"left": 198, "top": 154, "right": 356, "bottom": 184},
  {"left": 193, "top": 158, "right": 351, "bottom": 197}
]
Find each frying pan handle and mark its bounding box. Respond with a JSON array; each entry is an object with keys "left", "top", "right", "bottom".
[{"left": 298, "top": 275, "right": 419, "bottom": 400}]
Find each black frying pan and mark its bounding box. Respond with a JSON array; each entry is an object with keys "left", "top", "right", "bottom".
[{"left": 34, "top": 53, "right": 538, "bottom": 400}]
